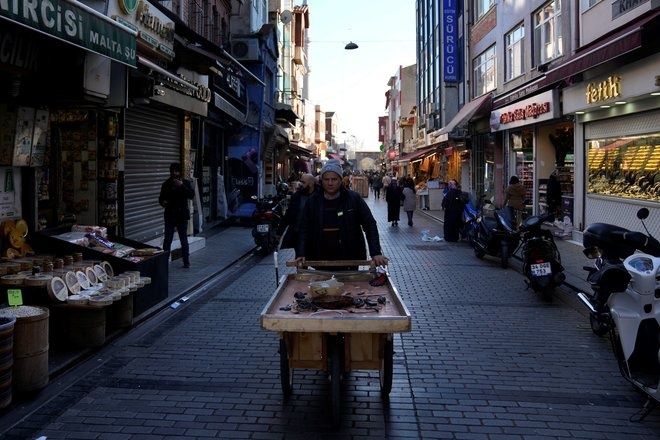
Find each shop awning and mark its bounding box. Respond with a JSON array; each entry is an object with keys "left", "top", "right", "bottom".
[
  {"left": 289, "top": 142, "right": 315, "bottom": 157},
  {"left": 396, "top": 145, "right": 437, "bottom": 164},
  {"left": 543, "top": 11, "right": 660, "bottom": 85},
  {"left": 275, "top": 103, "right": 300, "bottom": 126},
  {"left": 436, "top": 93, "right": 492, "bottom": 140}
]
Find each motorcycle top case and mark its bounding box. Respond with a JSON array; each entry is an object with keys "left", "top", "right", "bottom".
[{"left": 583, "top": 223, "right": 637, "bottom": 260}]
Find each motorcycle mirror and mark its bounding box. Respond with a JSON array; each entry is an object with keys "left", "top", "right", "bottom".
[{"left": 636, "top": 208, "right": 649, "bottom": 220}]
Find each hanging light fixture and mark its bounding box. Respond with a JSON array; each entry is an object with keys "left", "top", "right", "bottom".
[{"left": 344, "top": 41, "right": 358, "bottom": 50}]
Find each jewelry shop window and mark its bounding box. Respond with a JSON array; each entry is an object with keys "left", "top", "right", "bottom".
[{"left": 587, "top": 134, "right": 660, "bottom": 202}]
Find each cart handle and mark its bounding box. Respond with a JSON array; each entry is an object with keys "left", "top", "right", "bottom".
[{"left": 285, "top": 260, "right": 374, "bottom": 267}]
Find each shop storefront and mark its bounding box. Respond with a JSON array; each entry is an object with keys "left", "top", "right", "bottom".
[
  {"left": 490, "top": 90, "right": 574, "bottom": 219},
  {"left": 563, "top": 52, "right": 660, "bottom": 236},
  {"left": 0, "top": 0, "right": 180, "bottom": 401}
]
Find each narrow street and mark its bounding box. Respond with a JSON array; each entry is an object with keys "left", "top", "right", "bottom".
[{"left": 2, "top": 196, "right": 659, "bottom": 439}]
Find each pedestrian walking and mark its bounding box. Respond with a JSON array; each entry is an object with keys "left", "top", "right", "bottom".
[
  {"left": 504, "top": 175, "right": 526, "bottom": 227},
  {"left": 373, "top": 176, "right": 383, "bottom": 199},
  {"left": 295, "top": 159, "right": 388, "bottom": 270},
  {"left": 159, "top": 162, "right": 195, "bottom": 268},
  {"left": 401, "top": 179, "right": 417, "bottom": 226},
  {"left": 441, "top": 179, "right": 463, "bottom": 242},
  {"left": 385, "top": 178, "right": 402, "bottom": 226}
]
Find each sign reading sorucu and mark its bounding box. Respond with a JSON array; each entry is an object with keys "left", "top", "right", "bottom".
[{"left": 442, "top": 0, "right": 458, "bottom": 82}]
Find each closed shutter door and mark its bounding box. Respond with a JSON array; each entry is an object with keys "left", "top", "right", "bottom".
[
  {"left": 585, "top": 110, "right": 660, "bottom": 139},
  {"left": 124, "top": 106, "right": 181, "bottom": 243}
]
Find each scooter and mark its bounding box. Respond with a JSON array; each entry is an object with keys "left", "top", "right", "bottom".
[
  {"left": 516, "top": 212, "right": 565, "bottom": 301},
  {"left": 578, "top": 208, "right": 660, "bottom": 419},
  {"left": 471, "top": 202, "right": 520, "bottom": 268},
  {"left": 251, "top": 183, "right": 288, "bottom": 255},
  {"left": 577, "top": 209, "right": 659, "bottom": 336},
  {"left": 460, "top": 195, "right": 480, "bottom": 245}
]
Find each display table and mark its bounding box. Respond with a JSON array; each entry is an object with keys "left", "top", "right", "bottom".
[{"left": 33, "top": 229, "right": 168, "bottom": 316}]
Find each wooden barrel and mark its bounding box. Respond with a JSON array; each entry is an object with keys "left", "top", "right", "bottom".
[
  {"left": 0, "top": 315, "right": 16, "bottom": 408},
  {"left": 0, "top": 306, "right": 49, "bottom": 394},
  {"left": 108, "top": 295, "right": 133, "bottom": 330},
  {"left": 67, "top": 308, "right": 106, "bottom": 348}
]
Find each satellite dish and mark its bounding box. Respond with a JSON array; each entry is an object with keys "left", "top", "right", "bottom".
[{"left": 280, "top": 10, "right": 292, "bottom": 24}]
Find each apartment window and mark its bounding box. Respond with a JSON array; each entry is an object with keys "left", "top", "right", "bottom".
[
  {"left": 534, "top": 0, "right": 563, "bottom": 65},
  {"left": 505, "top": 24, "right": 524, "bottom": 81},
  {"left": 475, "top": 0, "right": 495, "bottom": 21},
  {"left": 473, "top": 45, "right": 496, "bottom": 96}
]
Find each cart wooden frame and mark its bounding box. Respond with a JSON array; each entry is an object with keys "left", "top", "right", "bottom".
[{"left": 260, "top": 262, "right": 411, "bottom": 424}]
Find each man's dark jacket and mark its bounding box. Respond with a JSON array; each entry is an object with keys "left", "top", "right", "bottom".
[
  {"left": 276, "top": 186, "right": 316, "bottom": 249},
  {"left": 159, "top": 178, "right": 195, "bottom": 224},
  {"left": 296, "top": 187, "right": 382, "bottom": 260}
]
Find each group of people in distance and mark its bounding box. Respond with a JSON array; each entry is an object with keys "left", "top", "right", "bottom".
[{"left": 159, "top": 159, "right": 563, "bottom": 270}]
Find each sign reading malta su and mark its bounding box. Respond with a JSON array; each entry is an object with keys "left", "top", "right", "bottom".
[{"left": 0, "top": 0, "right": 137, "bottom": 66}]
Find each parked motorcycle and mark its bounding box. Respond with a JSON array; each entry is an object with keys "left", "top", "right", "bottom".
[
  {"left": 577, "top": 209, "right": 659, "bottom": 336},
  {"left": 578, "top": 208, "right": 660, "bottom": 418},
  {"left": 471, "top": 202, "right": 520, "bottom": 268},
  {"left": 516, "top": 212, "right": 565, "bottom": 301},
  {"left": 460, "top": 195, "right": 481, "bottom": 245},
  {"left": 251, "top": 183, "right": 288, "bottom": 255}
]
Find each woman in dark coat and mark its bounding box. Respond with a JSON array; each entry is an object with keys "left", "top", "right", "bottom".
[
  {"left": 442, "top": 179, "right": 463, "bottom": 242},
  {"left": 385, "top": 179, "right": 402, "bottom": 226}
]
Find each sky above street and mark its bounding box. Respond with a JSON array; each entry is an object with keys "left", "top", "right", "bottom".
[{"left": 306, "top": 0, "right": 416, "bottom": 152}]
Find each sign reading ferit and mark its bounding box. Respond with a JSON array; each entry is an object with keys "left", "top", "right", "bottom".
[{"left": 442, "top": 0, "right": 458, "bottom": 82}]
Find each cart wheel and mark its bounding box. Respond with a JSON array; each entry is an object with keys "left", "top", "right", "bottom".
[
  {"left": 329, "top": 336, "right": 343, "bottom": 426},
  {"left": 379, "top": 337, "right": 394, "bottom": 395},
  {"left": 279, "top": 338, "right": 293, "bottom": 398}
]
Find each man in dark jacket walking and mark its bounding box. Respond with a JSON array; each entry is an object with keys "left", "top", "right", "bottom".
[
  {"left": 295, "top": 159, "right": 388, "bottom": 269},
  {"left": 276, "top": 173, "right": 317, "bottom": 249},
  {"left": 159, "top": 163, "right": 195, "bottom": 268}
]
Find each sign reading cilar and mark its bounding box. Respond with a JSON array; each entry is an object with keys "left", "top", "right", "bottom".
[{"left": 0, "top": 0, "right": 137, "bottom": 66}]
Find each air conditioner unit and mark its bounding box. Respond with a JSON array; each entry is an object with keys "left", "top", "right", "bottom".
[{"left": 231, "top": 39, "right": 261, "bottom": 62}]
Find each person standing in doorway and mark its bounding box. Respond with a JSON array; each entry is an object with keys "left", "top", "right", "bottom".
[
  {"left": 159, "top": 163, "right": 195, "bottom": 268},
  {"left": 546, "top": 171, "right": 562, "bottom": 221}
]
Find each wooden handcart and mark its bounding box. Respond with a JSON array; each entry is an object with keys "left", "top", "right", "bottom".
[{"left": 260, "top": 260, "right": 412, "bottom": 424}]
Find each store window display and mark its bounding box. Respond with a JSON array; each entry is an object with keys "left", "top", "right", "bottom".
[{"left": 587, "top": 135, "right": 660, "bottom": 202}]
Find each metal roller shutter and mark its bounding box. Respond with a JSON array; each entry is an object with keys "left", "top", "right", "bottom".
[
  {"left": 585, "top": 110, "right": 660, "bottom": 139},
  {"left": 124, "top": 106, "right": 181, "bottom": 243}
]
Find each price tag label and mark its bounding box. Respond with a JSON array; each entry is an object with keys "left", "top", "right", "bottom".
[{"left": 7, "top": 289, "right": 23, "bottom": 306}]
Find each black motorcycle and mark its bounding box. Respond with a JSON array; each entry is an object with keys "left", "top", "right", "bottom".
[
  {"left": 471, "top": 203, "right": 520, "bottom": 268},
  {"left": 251, "top": 183, "right": 288, "bottom": 255},
  {"left": 516, "top": 213, "right": 565, "bottom": 301},
  {"left": 577, "top": 210, "right": 660, "bottom": 336}
]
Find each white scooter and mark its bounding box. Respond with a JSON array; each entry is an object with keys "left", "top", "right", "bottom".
[{"left": 591, "top": 208, "right": 660, "bottom": 420}]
